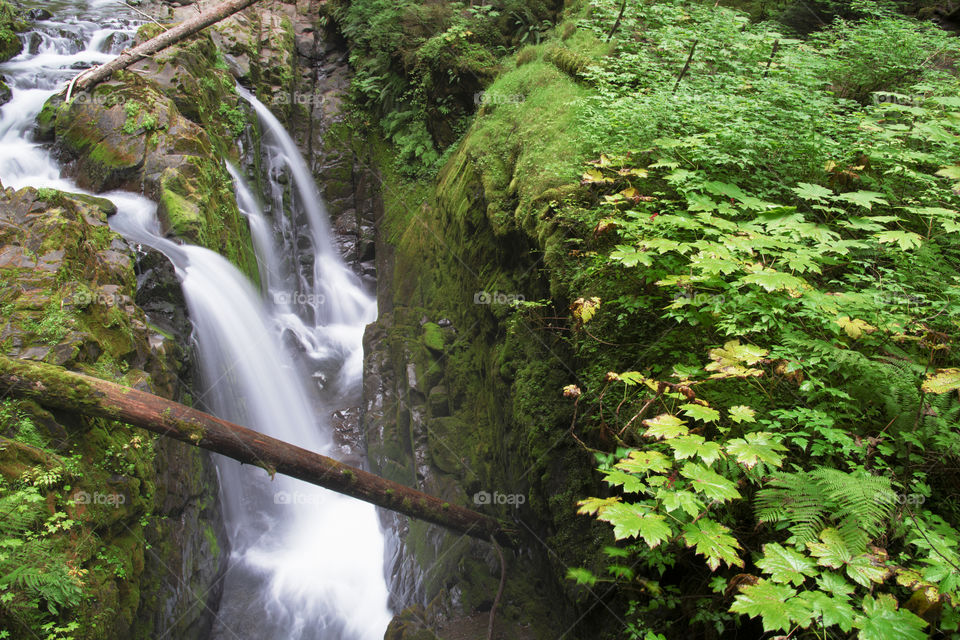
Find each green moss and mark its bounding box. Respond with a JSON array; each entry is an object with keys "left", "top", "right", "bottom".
[
  {"left": 0, "top": 0, "right": 23, "bottom": 63},
  {"left": 421, "top": 322, "right": 445, "bottom": 352},
  {"left": 203, "top": 524, "right": 220, "bottom": 560},
  {"left": 159, "top": 186, "right": 203, "bottom": 240}
]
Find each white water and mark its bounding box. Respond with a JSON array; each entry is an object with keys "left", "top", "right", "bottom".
[{"left": 0, "top": 4, "right": 391, "bottom": 638}]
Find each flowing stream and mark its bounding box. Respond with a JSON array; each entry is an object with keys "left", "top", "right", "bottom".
[{"left": 0, "top": 2, "right": 392, "bottom": 638}]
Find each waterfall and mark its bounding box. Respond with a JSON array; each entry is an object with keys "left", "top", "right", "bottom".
[{"left": 0, "top": 4, "right": 392, "bottom": 638}]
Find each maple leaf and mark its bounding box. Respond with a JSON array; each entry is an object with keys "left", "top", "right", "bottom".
[
  {"left": 756, "top": 543, "right": 817, "bottom": 585},
  {"left": 680, "top": 463, "right": 741, "bottom": 501},
  {"left": 792, "top": 182, "right": 834, "bottom": 201},
  {"left": 571, "top": 297, "right": 601, "bottom": 325},
  {"left": 730, "top": 580, "right": 812, "bottom": 632},
  {"left": 834, "top": 190, "right": 888, "bottom": 210},
  {"left": 642, "top": 413, "right": 689, "bottom": 440},
  {"left": 682, "top": 518, "right": 744, "bottom": 570},
  {"left": 836, "top": 316, "right": 877, "bottom": 339},
  {"left": 920, "top": 368, "right": 960, "bottom": 394},
  {"left": 728, "top": 405, "right": 756, "bottom": 423}
]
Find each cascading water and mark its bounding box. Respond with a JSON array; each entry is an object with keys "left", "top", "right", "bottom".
[{"left": 0, "top": 4, "right": 392, "bottom": 638}]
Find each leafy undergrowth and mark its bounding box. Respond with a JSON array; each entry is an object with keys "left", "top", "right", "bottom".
[{"left": 539, "top": 0, "right": 960, "bottom": 638}]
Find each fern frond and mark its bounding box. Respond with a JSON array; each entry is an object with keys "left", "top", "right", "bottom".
[{"left": 755, "top": 469, "right": 895, "bottom": 553}]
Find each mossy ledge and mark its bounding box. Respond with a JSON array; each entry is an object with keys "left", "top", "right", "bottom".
[{"left": 0, "top": 185, "right": 227, "bottom": 639}]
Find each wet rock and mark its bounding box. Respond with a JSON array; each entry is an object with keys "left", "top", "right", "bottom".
[
  {"left": 0, "top": 75, "right": 9, "bottom": 106},
  {"left": 43, "top": 66, "right": 258, "bottom": 279},
  {"left": 28, "top": 7, "right": 53, "bottom": 20}
]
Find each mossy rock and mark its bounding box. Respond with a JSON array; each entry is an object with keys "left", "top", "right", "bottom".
[
  {"left": 421, "top": 321, "right": 446, "bottom": 352},
  {"left": 0, "top": 0, "right": 23, "bottom": 63}
]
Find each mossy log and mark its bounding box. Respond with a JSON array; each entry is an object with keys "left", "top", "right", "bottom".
[
  {"left": 70, "top": 0, "right": 263, "bottom": 93},
  {"left": 0, "top": 355, "right": 516, "bottom": 546}
]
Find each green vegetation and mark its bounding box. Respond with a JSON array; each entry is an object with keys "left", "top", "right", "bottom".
[
  {"left": 344, "top": 0, "right": 960, "bottom": 635},
  {"left": 542, "top": 0, "right": 960, "bottom": 636},
  {"left": 326, "top": 0, "right": 561, "bottom": 173}
]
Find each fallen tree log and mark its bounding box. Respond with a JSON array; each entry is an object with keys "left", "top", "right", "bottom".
[
  {"left": 0, "top": 355, "right": 516, "bottom": 546},
  {"left": 70, "top": 0, "right": 263, "bottom": 93}
]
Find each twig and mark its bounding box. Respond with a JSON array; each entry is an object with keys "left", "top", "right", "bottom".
[
  {"left": 672, "top": 40, "right": 698, "bottom": 94},
  {"left": 118, "top": 0, "right": 169, "bottom": 29},
  {"left": 606, "top": 0, "right": 628, "bottom": 42},
  {"left": 488, "top": 535, "right": 507, "bottom": 640},
  {"left": 763, "top": 39, "right": 780, "bottom": 78}
]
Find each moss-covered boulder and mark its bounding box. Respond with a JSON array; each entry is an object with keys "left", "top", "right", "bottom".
[
  {"left": 44, "top": 69, "right": 257, "bottom": 280},
  {"left": 0, "top": 0, "right": 24, "bottom": 63}
]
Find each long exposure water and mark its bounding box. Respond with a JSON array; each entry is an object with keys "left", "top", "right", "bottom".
[{"left": 0, "top": 3, "right": 392, "bottom": 637}]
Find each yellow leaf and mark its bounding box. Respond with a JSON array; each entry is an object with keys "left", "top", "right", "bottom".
[
  {"left": 921, "top": 368, "right": 960, "bottom": 394},
  {"left": 571, "top": 297, "right": 601, "bottom": 325},
  {"left": 836, "top": 316, "right": 876, "bottom": 339}
]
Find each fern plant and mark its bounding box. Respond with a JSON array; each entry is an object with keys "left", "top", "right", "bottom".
[{"left": 755, "top": 468, "right": 897, "bottom": 554}]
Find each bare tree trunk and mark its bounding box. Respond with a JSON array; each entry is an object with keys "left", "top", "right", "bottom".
[
  {"left": 71, "top": 0, "right": 264, "bottom": 93},
  {"left": 0, "top": 355, "right": 516, "bottom": 546}
]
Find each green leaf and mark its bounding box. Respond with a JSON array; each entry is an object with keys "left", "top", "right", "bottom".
[
  {"left": 642, "top": 414, "right": 689, "bottom": 440},
  {"left": 834, "top": 191, "right": 889, "bottom": 210},
  {"left": 935, "top": 165, "right": 960, "bottom": 180},
  {"left": 602, "top": 469, "right": 646, "bottom": 494},
  {"left": 816, "top": 572, "right": 856, "bottom": 596},
  {"left": 730, "top": 580, "right": 812, "bottom": 632},
  {"left": 728, "top": 405, "right": 756, "bottom": 424},
  {"left": 808, "top": 528, "right": 852, "bottom": 569},
  {"left": 921, "top": 368, "right": 960, "bottom": 394},
  {"left": 707, "top": 340, "right": 769, "bottom": 366},
  {"left": 668, "top": 434, "right": 706, "bottom": 460},
  {"left": 610, "top": 245, "right": 653, "bottom": 268},
  {"left": 756, "top": 543, "right": 818, "bottom": 585},
  {"left": 875, "top": 230, "right": 922, "bottom": 251},
  {"left": 680, "top": 463, "right": 742, "bottom": 501},
  {"left": 597, "top": 503, "right": 673, "bottom": 546},
  {"left": 740, "top": 269, "right": 805, "bottom": 292},
  {"left": 800, "top": 590, "right": 856, "bottom": 632},
  {"left": 566, "top": 567, "right": 597, "bottom": 586},
  {"left": 615, "top": 450, "right": 673, "bottom": 475},
  {"left": 856, "top": 594, "right": 928, "bottom": 640},
  {"left": 703, "top": 181, "right": 747, "bottom": 201},
  {"left": 669, "top": 435, "right": 724, "bottom": 464},
  {"left": 680, "top": 403, "right": 720, "bottom": 423},
  {"left": 725, "top": 432, "right": 787, "bottom": 469},
  {"left": 619, "top": 371, "right": 650, "bottom": 387},
  {"left": 657, "top": 488, "right": 705, "bottom": 517},
  {"left": 846, "top": 554, "right": 890, "bottom": 587},
  {"left": 792, "top": 182, "right": 833, "bottom": 202},
  {"left": 577, "top": 496, "right": 620, "bottom": 516},
  {"left": 681, "top": 518, "right": 744, "bottom": 570}
]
